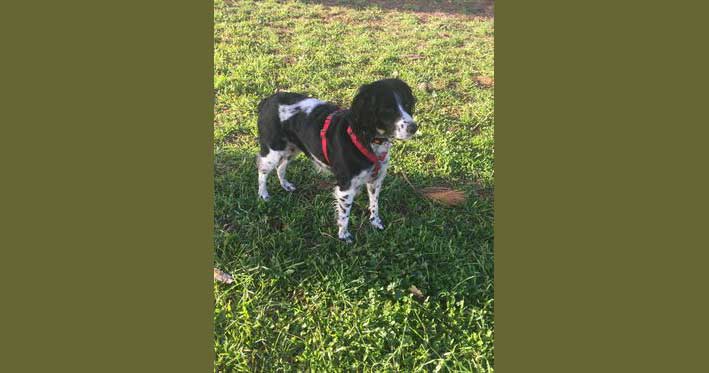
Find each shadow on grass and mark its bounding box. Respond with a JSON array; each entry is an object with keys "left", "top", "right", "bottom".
[
  {"left": 214, "top": 146, "right": 493, "bottom": 303},
  {"left": 297, "top": 0, "right": 495, "bottom": 17}
]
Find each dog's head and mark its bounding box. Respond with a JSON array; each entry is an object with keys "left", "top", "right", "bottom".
[{"left": 350, "top": 78, "right": 417, "bottom": 140}]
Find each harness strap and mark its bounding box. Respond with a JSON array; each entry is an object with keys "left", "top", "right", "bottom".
[
  {"left": 320, "top": 109, "right": 388, "bottom": 178},
  {"left": 346, "top": 126, "right": 387, "bottom": 178},
  {"left": 320, "top": 111, "right": 338, "bottom": 165}
]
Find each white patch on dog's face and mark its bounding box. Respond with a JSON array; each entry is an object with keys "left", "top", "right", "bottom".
[
  {"left": 278, "top": 98, "right": 324, "bottom": 122},
  {"left": 393, "top": 94, "right": 416, "bottom": 140}
]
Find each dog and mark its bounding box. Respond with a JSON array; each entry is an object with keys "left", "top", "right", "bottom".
[{"left": 256, "top": 78, "right": 417, "bottom": 243}]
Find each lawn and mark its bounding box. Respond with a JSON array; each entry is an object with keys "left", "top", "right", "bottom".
[{"left": 214, "top": 0, "right": 494, "bottom": 371}]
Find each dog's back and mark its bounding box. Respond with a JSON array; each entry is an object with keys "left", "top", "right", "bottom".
[{"left": 256, "top": 92, "right": 309, "bottom": 156}]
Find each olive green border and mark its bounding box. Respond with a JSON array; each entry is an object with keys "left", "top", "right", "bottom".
[
  {"left": 4, "top": 0, "right": 708, "bottom": 371},
  {"left": 496, "top": 1, "right": 708, "bottom": 371},
  {"left": 2, "top": 0, "right": 213, "bottom": 371}
]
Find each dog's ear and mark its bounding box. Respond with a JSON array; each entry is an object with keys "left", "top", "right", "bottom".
[
  {"left": 350, "top": 83, "right": 378, "bottom": 136},
  {"left": 393, "top": 79, "right": 416, "bottom": 114}
]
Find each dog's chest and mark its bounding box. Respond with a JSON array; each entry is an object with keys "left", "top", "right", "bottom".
[
  {"left": 371, "top": 141, "right": 392, "bottom": 162},
  {"left": 370, "top": 141, "right": 392, "bottom": 179},
  {"left": 310, "top": 141, "right": 392, "bottom": 179}
]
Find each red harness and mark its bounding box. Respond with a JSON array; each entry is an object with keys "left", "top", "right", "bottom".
[{"left": 320, "top": 110, "right": 388, "bottom": 178}]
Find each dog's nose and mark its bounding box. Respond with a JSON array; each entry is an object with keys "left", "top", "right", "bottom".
[{"left": 406, "top": 122, "right": 417, "bottom": 135}]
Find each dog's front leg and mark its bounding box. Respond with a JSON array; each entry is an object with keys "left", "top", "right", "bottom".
[
  {"left": 366, "top": 178, "right": 385, "bottom": 230},
  {"left": 334, "top": 185, "right": 357, "bottom": 243}
]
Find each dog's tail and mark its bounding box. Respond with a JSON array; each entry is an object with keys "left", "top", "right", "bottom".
[{"left": 257, "top": 97, "right": 268, "bottom": 114}]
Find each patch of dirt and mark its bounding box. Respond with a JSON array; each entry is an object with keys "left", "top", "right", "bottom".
[
  {"left": 474, "top": 75, "right": 495, "bottom": 88},
  {"left": 417, "top": 82, "right": 433, "bottom": 92},
  {"left": 282, "top": 55, "right": 297, "bottom": 65}
]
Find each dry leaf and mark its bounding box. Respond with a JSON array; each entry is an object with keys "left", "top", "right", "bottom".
[
  {"left": 474, "top": 76, "right": 495, "bottom": 88},
  {"left": 214, "top": 268, "right": 234, "bottom": 284},
  {"left": 409, "top": 285, "right": 426, "bottom": 302},
  {"left": 420, "top": 187, "right": 466, "bottom": 207}
]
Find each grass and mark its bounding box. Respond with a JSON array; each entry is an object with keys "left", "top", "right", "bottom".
[{"left": 214, "top": 0, "right": 494, "bottom": 371}]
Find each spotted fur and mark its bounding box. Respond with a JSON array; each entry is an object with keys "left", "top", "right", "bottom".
[{"left": 255, "top": 79, "right": 417, "bottom": 242}]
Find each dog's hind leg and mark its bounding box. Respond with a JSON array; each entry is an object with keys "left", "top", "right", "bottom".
[
  {"left": 257, "top": 149, "right": 284, "bottom": 201},
  {"left": 276, "top": 145, "right": 299, "bottom": 192}
]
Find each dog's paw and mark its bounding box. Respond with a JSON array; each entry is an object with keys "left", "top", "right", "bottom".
[
  {"left": 338, "top": 231, "right": 353, "bottom": 244},
  {"left": 281, "top": 181, "right": 296, "bottom": 192},
  {"left": 370, "top": 217, "right": 384, "bottom": 230},
  {"left": 258, "top": 191, "right": 270, "bottom": 201}
]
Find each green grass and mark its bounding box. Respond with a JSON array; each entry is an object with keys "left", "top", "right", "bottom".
[{"left": 214, "top": 1, "right": 494, "bottom": 371}]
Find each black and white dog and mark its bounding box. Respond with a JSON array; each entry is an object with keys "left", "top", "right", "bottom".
[{"left": 256, "top": 78, "right": 417, "bottom": 243}]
